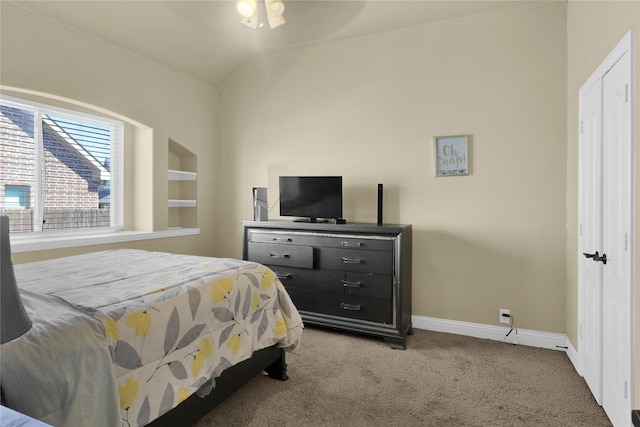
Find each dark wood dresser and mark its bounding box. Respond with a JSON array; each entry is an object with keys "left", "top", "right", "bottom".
[{"left": 242, "top": 220, "right": 412, "bottom": 349}]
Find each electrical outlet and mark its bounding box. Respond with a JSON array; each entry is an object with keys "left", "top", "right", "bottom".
[{"left": 499, "top": 308, "right": 511, "bottom": 324}]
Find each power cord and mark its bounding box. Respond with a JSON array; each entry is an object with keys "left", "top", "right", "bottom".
[
  {"left": 503, "top": 313, "right": 518, "bottom": 345},
  {"left": 268, "top": 198, "right": 280, "bottom": 213}
]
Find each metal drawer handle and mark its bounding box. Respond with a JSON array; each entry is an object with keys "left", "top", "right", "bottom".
[
  {"left": 341, "top": 241, "right": 362, "bottom": 247},
  {"left": 276, "top": 273, "right": 292, "bottom": 280},
  {"left": 270, "top": 253, "right": 290, "bottom": 259},
  {"left": 341, "top": 257, "right": 362, "bottom": 264},
  {"left": 340, "top": 303, "right": 361, "bottom": 311},
  {"left": 273, "top": 237, "right": 292, "bottom": 242},
  {"left": 341, "top": 280, "right": 363, "bottom": 288}
]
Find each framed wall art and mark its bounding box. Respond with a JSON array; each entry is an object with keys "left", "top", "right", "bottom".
[{"left": 433, "top": 134, "right": 470, "bottom": 177}]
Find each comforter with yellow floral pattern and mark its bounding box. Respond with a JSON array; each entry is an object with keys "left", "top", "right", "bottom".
[{"left": 14, "top": 249, "right": 303, "bottom": 427}]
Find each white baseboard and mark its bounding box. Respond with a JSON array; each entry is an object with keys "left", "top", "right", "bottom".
[
  {"left": 411, "top": 315, "right": 568, "bottom": 352},
  {"left": 565, "top": 337, "right": 581, "bottom": 375}
]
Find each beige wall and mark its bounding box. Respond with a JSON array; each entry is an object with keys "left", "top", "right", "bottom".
[
  {"left": 2, "top": 0, "right": 638, "bottom": 412},
  {"left": 218, "top": 2, "right": 568, "bottom": 332},
  {"left": 1, "top": 2, "right": 219, "bottom": 263},
  {"left": 566, "top": 0, "right": 640, "bottom": 409}
]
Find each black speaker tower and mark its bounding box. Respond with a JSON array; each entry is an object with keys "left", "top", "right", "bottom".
[{"left": 377, "top": 184, "right": 383, "bottom": 225}]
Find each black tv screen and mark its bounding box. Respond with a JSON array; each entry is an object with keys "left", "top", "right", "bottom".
[{"left": 279, "top": 176, "right": 342, "bottom": 222}]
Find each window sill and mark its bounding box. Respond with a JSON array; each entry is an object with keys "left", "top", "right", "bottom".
[{"left": 11, "top": 228, "right": 200, "bottom": 253}]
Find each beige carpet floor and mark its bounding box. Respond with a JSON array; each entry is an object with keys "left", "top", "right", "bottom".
[{"left": 194, "top": 327, "right": 611, "bottom": 427}]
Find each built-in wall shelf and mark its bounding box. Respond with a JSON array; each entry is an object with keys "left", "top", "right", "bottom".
[
  {"left": 168, "top": 199, "right": 197, "bottom": 208},
  {"left": 168, "top": 169, "right": 197, "bottom": 181},
  {"left": 168, "top": 139, "right": 197, "bottom": 229}
]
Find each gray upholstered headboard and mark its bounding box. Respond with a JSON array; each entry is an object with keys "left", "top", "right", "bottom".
[{"left": 0, "top": 216, "right": 33, "bottom": 344}]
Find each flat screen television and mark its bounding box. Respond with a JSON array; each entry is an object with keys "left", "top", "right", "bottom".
[{"left": 279, "top": 176, "right": 342, "bottom": 222}]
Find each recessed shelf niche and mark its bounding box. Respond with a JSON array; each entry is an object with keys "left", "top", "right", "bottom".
[{"left": 168, "top": 139, "right": 197, "bottom": 229}]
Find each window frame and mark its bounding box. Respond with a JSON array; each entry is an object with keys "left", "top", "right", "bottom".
[{"left": 1, "top": 94, "right": 124, "bottom": 233}]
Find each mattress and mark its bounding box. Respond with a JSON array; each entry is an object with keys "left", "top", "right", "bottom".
[{"left": 8, "top": 249, "right": 303, "bottom": 427}]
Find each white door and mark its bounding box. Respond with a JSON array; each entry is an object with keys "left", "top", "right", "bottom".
[
  {"left": 578, "top": 31, "right": 634, "bottom": 427},
  {"left": 601, "top": 50, "right": 633, "bottom": 427},
  {"left": 578, "top": 76, "right": 603, "bottom": 404}
]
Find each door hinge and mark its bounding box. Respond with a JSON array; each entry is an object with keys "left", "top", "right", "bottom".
[
  {"left": 580, "top": 121, "right": 584, "bottom": 135},
  {"left": 624, "top": 381, "right": 628, "bottom": 399},
  {"left": 579, "top": 223, "right": 583, "bottom": 237},
  {"left": 625, "top": 233, "right": 628, "bottom": 251},
  {"left": 625, "top": 84, "right": 629, "bottom": 103},
  {"left": 579, "top": 324, "right": 582, "bottom": 339}
]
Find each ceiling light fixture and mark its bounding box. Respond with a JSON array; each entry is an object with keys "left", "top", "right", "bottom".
[{"left": 237, "top": 0, "right": 285, "bottom": 29}]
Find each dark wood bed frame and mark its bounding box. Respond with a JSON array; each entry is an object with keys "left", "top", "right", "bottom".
[{"left": 147, "top": 346, "right": 288, "bottom": 427}]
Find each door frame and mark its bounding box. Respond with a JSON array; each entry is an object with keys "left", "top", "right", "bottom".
[{"left": 577, "top": 29, "right": 635, "bottom": 423}]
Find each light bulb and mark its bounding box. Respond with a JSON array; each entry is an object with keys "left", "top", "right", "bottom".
[
  {"left": 237, "top": 0, "right": 257, "bottom": 18},
  {"left": 266, "top": 0, "right": 285, "bottom": 16}
]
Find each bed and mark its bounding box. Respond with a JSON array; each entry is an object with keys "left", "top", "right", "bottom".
[{"left": 1, "top": 248, "right": 303, "bottom": 427}]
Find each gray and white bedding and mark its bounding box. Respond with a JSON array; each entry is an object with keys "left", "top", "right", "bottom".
[{"left": 2, "top": 249, "right": 303, "bottom": 427}]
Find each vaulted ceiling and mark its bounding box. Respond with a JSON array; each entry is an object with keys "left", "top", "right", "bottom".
[{"left": 10, "top": 1, "right": 533, "bottom": 87}]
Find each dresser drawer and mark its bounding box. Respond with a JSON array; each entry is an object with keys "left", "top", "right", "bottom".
[
  {"left": 283, "top": 287, "right": 315, "bottom": 312},
  {"left": 317, "top": 247, "right": 392, "bottom": 274},
  {"left": 315, "top": 293, "right": 392, "bottom": 324},
  {"left": 269, "top": 266, "right": 316, "bottom": 289},
  {"left": 247, "top": 242, "right": 314, "bottom": 269},
  {"left": 315, "top": 235, "right": 393, "bottom": 252},
  {"left": 248, "top": 231, "right": 316, "bottom": 246},
  {"left": 314, "top": 270, "right": 392, "bottom": 300}
]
